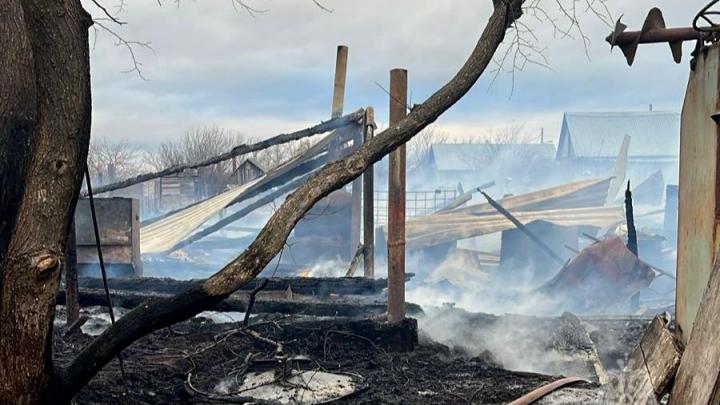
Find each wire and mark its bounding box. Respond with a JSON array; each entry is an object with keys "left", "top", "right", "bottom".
[{"left": 84, "top": 165, "right": 129, "bottom": 395}]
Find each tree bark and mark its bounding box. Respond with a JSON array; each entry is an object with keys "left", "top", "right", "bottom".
[
  {"left": 60, "top": 0, "right": 523, "bottom": 400},
  {"left": 0, "top": 0, "right": 92, "bottom": 402}
]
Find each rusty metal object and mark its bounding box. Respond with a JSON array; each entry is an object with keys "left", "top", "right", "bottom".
[
  {"left": 607, "top": 8, "right": 703, "bottom": 65},
  {"left": 537, "top": 236, "right": 656, "bottom": 313},
  {"left": 387, "top": 68, "right": 408, "bottom": 324},
  {"left": 508, "top": 377, "right": 585, "bottom": 405}
]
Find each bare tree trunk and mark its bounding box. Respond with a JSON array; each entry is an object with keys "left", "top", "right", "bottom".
[
  {"left": 60, "top": 0, "right": 523, "bottom": 400},
  {"left": 0, "top": 0, "right": 92, "bottom": 402}
]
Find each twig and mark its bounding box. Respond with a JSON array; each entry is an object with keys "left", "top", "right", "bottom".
[
  {"left": 312, "top": 0, "right": 334, "bottom": 12},
  {"left": 240, "top": 329, "right": 284, "bottom": 355},
  {"left": 92, "top": 20, "right": 154, "bottom": 81},
  {"left": 244, "top": 279, "right": 269, "bottom": 326},
  {"left": 90, "top": 0, "right": 126, "bottom": 25}
]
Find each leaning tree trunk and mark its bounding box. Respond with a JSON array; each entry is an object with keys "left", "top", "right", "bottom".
[{"left": 0, "top": 0, "right": 92, "bottom": 402}]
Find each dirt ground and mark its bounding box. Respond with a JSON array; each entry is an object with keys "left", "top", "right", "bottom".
[{"left": 54, "top": 310, "right": 602, "bottom": 404}]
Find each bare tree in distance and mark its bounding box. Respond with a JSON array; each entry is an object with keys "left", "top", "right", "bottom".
[
  {"left": 87, "top": 137, "right": 141, "bottom": 184},
  {"left": 145, "top": 126, "right": 243, "bottom": 195},
  {"left": 144, "top": 126, "right": 318, "bottom": 196},
  {"left": 407, "top": 127, "right": 449, "bottom": 171},
  {"left": 250, "top": 136, "right": 316, "bottom": 171}
]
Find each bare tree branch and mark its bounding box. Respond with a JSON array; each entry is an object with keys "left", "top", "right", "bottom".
[
  {"left": 90, "top": 0, "right": 126, "bottom": 25},
  {"left": 490, "top": 0, "right": 613, "bottom": 95},
  {"left": 92, "top": 19, "right": 154, "bottom": 80}
]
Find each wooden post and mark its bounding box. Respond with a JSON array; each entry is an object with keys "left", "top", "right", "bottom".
[
  {"left": 363, "top": 107, "right": 376, "bottom": 278},
  {"left": 331, "top": 45, "right": 348, "bottom": 118},
  {"left": 350, "top": 129, "right": 363, "bottom": 259},
  {"left": 328, "top": 45, "right": 348, "bottom": 162},
  {"left": 387, "top": 68, "right": 407, "bottom": 323},
  {"left": 65, "top": 220, "right": 80, "bottom": 325}
]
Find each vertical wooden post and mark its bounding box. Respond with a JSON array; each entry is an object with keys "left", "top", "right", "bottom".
[
  {"left": 328, "top": 45, "right": 348, "bottom": 162},
  {"left": 331, "top": 45, "right": 348, "bottom": 119},
  {"left": 363, "top": 107, "right": 376, "bottom": 278},
  {"left": 387, "top": 68, "right": 407, "bottom": 323},
  {"left": 65, "top": 220, "right": 80, "bottom": 325},
  {"left": 350, "top": 129, "right": 363, "bottom": 258}
]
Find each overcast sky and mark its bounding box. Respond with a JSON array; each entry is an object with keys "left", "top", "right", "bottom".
[{"left": 86, "top": 0, "right": 699, "bottom": 147}]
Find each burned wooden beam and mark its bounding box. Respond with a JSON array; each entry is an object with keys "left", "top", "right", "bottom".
[
  {"left": 387, "top": 68, "right": 408, "bottom": 324},
  {"left": 362, "top": 108, "right": 376, "bottom": 279},
  {"left": 57, "top": 288, "right": 423, "bottom": 318},
  {"left": 76, "top": 274, "right": 414, "bottom": 297},
  {"left": 87, "top": 109, "right": 365, "bottom": 196},
  {"left": 481, "top": 190, "right": 565, "bottom": 266}
]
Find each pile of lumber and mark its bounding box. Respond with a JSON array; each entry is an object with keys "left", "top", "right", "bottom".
[{"left": 383, "top": 178, "right": 620, "bottom": 250}]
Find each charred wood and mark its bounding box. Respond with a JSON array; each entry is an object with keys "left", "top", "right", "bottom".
[
  {"left": 57, "top": 288, "right": 423, "bottom": 318},
  {"left": 75, "top": 275, "right": 413, "bottom": 297}
]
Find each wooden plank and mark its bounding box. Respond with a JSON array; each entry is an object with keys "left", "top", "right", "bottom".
[
  {"left": 446, "top": 177, "right": 612, "bottom": 216},
  {"left": 391, "top": 206, "right": 624, "bottom": 250},
  {"left": 669, "top": 252, "right": 720, "bottom": 404},
  {"left": 625, "top": 315, "right": 681, "bottom": 398},
  {"left": 676, "top": 42, "right": 720, "bottom": 344}
]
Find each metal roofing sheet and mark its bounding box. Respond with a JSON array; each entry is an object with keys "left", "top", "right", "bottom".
[
  {"left": 428, "top": 143, "right": 556, "bottom": 171},
  {"left": 558, "top": 111, "right": 680, "bottom": 158}
]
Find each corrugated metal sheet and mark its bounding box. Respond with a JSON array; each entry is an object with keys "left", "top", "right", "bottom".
[
  {"left": 428, "top": 143, "right": 556, "bottom": 172},
  {"left": 557, "top": 111, "right": 680, "bottom": 159}
]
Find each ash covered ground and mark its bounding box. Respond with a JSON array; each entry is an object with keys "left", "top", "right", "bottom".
[{"left": 53, "top": 305, "right": 650, "bottom": 404}]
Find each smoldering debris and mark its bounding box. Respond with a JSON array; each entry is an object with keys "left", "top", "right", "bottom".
[{"left": 533, "top": 236, "right": 656, "bottom": 314}]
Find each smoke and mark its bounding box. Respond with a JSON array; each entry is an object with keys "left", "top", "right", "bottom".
[{"left": 416, "top": 306, "right": 608, "bottom": 383}]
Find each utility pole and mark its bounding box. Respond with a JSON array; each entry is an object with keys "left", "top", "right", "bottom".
[{"left": 387, "top": 68, "right": 407, "bottom": 323}]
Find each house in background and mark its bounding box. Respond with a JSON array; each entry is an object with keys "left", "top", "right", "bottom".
[
  {"left": 157, "top": 169, "right": 201, "bottom": 213},
  {"left": 418, "top": 142, "right": 556, "bottom": 195},
  {"left": 555, "top": 111, "right": 680, "bottom": 185},
  {"left": 231, "top": 157, "right": 265, "bottom": 186}
]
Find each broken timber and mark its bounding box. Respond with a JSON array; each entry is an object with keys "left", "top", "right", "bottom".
[
  {"left": 625, "top": 315, "right": 681, "bottom": 399},
  {"left": 141, "top": 124, "right": 360, "bottom": 253},
  {"left": 75, "top": 275, "right": 414, "bottom": 297},
  {"left": 669, "top": 249, "right": 720, "bottom": 404},
  {"left": 87, "top": 109, "right": 365, "bottom": 196},
  {"left": 57, "top": 288, "right": 423, "bottom": 318},
  {"left": 481, "top": 190, "right": 565, "bottom": 266}
]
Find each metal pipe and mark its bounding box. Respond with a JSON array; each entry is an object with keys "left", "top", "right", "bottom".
[
  {"left": 387, "top": 68, "right": 407, "bottom": 324},
  {"left": 363, "top": 107, "right": 376, "bottom": 279},
  {"left": 607, "top": 27, "right": 700, "bottom": 46}
]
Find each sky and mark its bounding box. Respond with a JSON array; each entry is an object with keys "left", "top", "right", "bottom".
[{"left": 85, "top": 0, "right": 699, "bottom": 148}]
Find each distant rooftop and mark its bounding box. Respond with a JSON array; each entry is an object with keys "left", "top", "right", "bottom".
[
  {"left": 428, "top": 143, "right": 556, "bottom": 171},
  {"left": 557, "top": 111, "right": 680, "bottom": 159}
]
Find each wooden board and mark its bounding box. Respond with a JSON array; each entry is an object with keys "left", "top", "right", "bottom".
[
  {"left": 675, "top": 43, "right": 720, "bottom": 344},
  {"left": 388, "top": 206, "right": 624, "bottom": 250},
  {"left": 670, "top": 253, "right": 720, "bottom": 404},
  {"left": 626, "top": 315, "right": 681, "bottom": 398}
]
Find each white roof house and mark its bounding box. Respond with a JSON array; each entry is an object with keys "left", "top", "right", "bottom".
[{"left": 556, "top": 111, "right": 680, "bottom": 160}]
